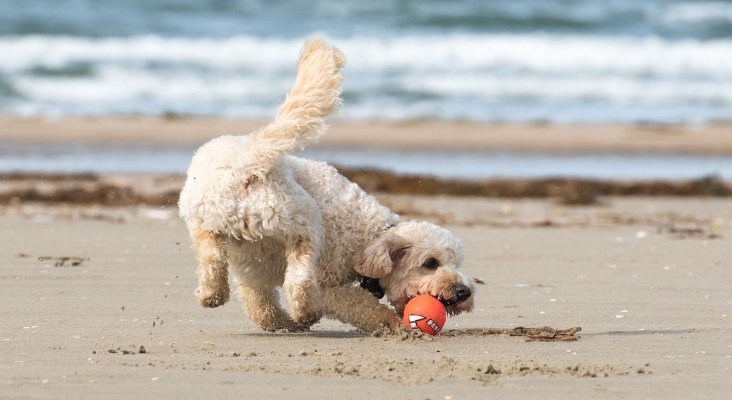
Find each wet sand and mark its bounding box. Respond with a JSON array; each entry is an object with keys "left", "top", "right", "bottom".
[
  {"left": 3, "top": 117, "right": 732, "bottom": 154},
  {"left": 1, "top": 196, "right": 730, "bottom": 399}
]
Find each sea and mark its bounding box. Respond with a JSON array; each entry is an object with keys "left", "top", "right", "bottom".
[
  {"left": 3, "top": 0, "right": 732, "bottom": 123},
  {"left": 2, "top": 0, "right": 732, "bottom": 178}
]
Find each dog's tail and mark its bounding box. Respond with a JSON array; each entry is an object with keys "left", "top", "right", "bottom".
[{"left": 244, "top": 39, "right": 345, "bottom": 179}]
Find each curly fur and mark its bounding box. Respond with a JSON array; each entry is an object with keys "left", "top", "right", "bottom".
[{"left": 179, "top": 39, "right": 475, "bottom": 332}]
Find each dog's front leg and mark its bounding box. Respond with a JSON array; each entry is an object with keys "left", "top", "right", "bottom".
[
  {"left": 192, "top": 229, "right": 230, "bottom": 307},
  {"left": 322, "top": 285, "right": 402, "bottom": 332},
  {"left": 283, "top": 236, "right": 324, "bottom": 327}
]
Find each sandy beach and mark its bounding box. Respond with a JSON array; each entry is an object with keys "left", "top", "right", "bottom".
[
  {"left": 1, "top": 193, "right": 730, "bottom": 399},
  {"left": 4, "top": 0, "right": 732, "bottom": 397},
  {"left": 1, "top": 117, "right": 731, "bottom": 398}
]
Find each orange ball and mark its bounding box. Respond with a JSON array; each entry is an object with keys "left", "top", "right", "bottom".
[{"left": 403, "top": 294, "right": 447, "bottom": 335}]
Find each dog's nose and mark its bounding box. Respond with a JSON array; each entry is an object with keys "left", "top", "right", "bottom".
[{"left": 454, "top": 284, "right": 471, "bottom": 301}]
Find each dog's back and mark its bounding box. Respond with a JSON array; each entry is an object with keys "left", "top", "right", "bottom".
[{"left": 179, "top": 39, "right": 345, "bottom": 234}]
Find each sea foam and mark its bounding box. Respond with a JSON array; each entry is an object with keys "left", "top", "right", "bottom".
[{"left": 2, "top": 34, "right": 732, "bottom": 121}]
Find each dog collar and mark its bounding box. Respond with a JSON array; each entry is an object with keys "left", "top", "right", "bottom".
[{"left": 360, "top": 276, "right": 385, "bottom": 299}]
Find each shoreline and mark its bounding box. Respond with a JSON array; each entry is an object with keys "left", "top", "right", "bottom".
[{"left": 3, "top": 117, "right": 732, "bottom": 154}]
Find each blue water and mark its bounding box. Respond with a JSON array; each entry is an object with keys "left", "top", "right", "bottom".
[
  {"left": 2, "top": 0, "right": 732, "bottom": 123},
  {"left": 1, "top": 143, "right": 730, "bottom": 180}
]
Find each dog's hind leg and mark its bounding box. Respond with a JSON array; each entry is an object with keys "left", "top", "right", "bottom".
[
  {"left": 228, "top": 237, "right": 299, "bottom": 331},
  {"left": 283, "top": 234, "right": 324, "bottom": 328},
  {"left": 237, "top": 284, "right": 299, "bottom": 331},
  {"left": 192, "top": 229, "right": 230, "bottom": 308}
]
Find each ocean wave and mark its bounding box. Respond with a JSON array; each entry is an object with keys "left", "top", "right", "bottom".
[
  {"left": 3, "top": 34, "right": 732, "bottom": 76},
  {"left": 662, "top": 2, "right": 732, "bottom": 24},
  {"left": 2, "top": 33, "right": 732, "bottom": 122}
]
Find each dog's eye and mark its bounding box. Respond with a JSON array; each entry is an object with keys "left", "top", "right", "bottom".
[{"left": 422, "top": 257, "right": 439, "bottom": 270}]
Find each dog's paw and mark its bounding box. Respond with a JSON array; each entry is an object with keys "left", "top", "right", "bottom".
[
  {"left": 386, "top": 315, "right": 404, "bottom": 332},
  {"left": 195, "top": 285, "right": 230, "bottom": 308},
  {"left": 285, "top": 281, "right": 324, "bottom": 327},
  {"left": 255, "top": 318, "right": 307, "bottom": 333},
  {"left": 365, "top": 316, "right": 405, "bottom": 337},
  {"left": 290, "top": 304, "right": 323, "bottom": 328},
  {"left": 290, "top": 294, "right": 324, "bottom": 327},
  {"left": 358, "top": 311, "right": 403, "bottom": 334}
]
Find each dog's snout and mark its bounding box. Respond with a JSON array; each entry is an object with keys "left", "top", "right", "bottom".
[{"left": 454, "top": 284, "right": 471, "bottom": 301}]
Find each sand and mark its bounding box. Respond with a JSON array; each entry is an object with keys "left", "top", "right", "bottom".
[
  {"left": 3, "top": 116, "right": 732, "bottom": 154},
  {"left": 1, "top": 117, "right": 730, "bottom": 397},
  {"left": 1, "top": 195, "right": 730, "bottom": 399}
]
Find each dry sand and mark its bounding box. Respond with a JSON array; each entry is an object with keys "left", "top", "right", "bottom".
[
  {"left": 1, "top": 196, "right": 730, "bottom": 399},
  {"left": 3, "top": 117, "right": 732, "bottom": 154}
]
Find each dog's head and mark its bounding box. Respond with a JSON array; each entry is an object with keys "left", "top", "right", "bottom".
[{"left": 354, "top": 221, "right": 475, "bottom": 317}]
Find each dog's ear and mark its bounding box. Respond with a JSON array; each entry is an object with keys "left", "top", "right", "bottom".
[{"left": 353, "top": 232, "right": 410, "bottom": 278}]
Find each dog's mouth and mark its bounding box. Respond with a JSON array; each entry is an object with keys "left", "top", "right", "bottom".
[
  {"left": 437, "top": 283, "right": 472, "bottom": 307},
  {"left": 438, "top": 296, "right": 461, "bottom": 307},
  {"left": 394, "top": 284, "right": 474, "bottom": 317}
]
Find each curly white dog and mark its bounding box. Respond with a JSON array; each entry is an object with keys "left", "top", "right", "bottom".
[{"left": 179, "top": 39, "right": 475, "bottom": 332}]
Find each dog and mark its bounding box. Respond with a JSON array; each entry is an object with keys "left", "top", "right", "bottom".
[{"left": 178, "top": 39, "right": 475, "bottom": 332}]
